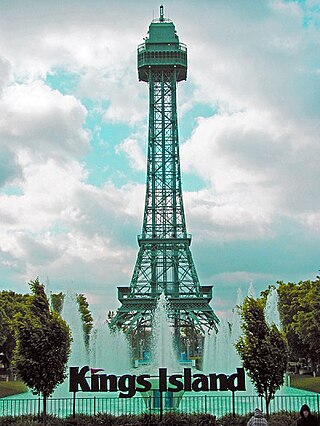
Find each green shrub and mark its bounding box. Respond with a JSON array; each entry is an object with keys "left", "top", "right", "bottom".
[
  {"left": 217, "top": 413, "right": 249, "bottom": 426},
  {"left": 192, "top": 413, "right": 216, "bottom": 426},
  {"left": 112, "top": 414, "right": 146, "bottom": 425},
  {"left": 268, "top": 411, "right": 299, "bottom": 426},
  {"left": 65, "top": 414, "right": 96, "bottom": 425},
  {"left": 0, "top": 415, "right": 62, "bottom": 426},
  {"left": 0, "top": 411, "right": 311, "bottom": 425}
]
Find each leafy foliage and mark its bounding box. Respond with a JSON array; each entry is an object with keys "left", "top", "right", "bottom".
[
  {"left": 14, "top": 278, "right": 71, "bottom": 404},
  {"left": 278, "top": 278, "right": 320, "bottom": 368},
  {"left": 267, "top": 412, "right": 300, "bottom": 426},
  {"left": 0, "top": 412, "right": 307, "bottom": 425},
  {"left": 77, "top": 293, "right": 93, "bottom": 347},
  {"left": 51, "top": 292, "right": 64, "bottom": 315},
  {"left": 51, "top": 292, "right": 93, "bottom": 347},
  {"left": 236, "top": 297, "right": 288, "bottom": 415},
  {"left": 218, "top": 414, "right": 248, "bottom": 425},
  {"left": 0, "top": 291, "right": 31, "bottom": 367},
  {"left": 0, "top": 305, "right": 9, "bottom": 347}
]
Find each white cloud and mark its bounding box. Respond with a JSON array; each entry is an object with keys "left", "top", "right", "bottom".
[
  {"left": 115, "top": 133, "right": 146, "bottom": 172},
  {"left": 210, "top": 271, "right": 276, "bottom": 288},
  {"left": 0, "top": 81, "right": 89, "bottom": 162},
  {"left": 184, "top": 1, "right": 319, "bottom": 118},
  {"left": 181, "top": 111, "right": 281, "bottom": 239},
  {"left": 178, "top": 0, "right": 320, "bottom": 240},
  {"left": 0, "top": 145, "right": 22, "bottom": 186},
  {"left": 182, "top": 106, "right": 319, "bottom": 239},
  {"left": 0, "top": 155, "right": 144, "bottom": 312},
  {"left": 0, "top": 1, "right": 150, "bottom": 124},
  {"left": 0, "top": 57, "right": 12, "bottom": 93}
]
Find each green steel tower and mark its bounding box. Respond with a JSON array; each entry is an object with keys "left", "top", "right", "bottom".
[{"left": 111, "top": 7, "right": 219, "bottom": 346}]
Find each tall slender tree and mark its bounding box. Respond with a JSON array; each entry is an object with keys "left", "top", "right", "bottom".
[
  {"left": 236, "top": 297, "right": 288, "bottom": 417},
  {"left": 77, "top": 293, "right": 93, "bottom": 348},
  {"left": 14, "top": 278, "right": 71, "bottom": 418}
]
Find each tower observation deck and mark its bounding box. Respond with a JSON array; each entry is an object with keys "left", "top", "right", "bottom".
[{"left": 111, "top": 7, "right": 219, "bottom": 345}]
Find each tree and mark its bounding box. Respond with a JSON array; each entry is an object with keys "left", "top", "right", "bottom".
[
  {"left": 0, "top": 291, "right": 30, "bottom": 373},
  {"left": 77, "top": 294, "right": 93, "bottom": 348},
  {"left": 14, "top": 278, "right": 71, "bottom": 418},
  {"left": 236, "top": 297, "right": 288, "bottom": 417},
  {"left": 51, "top": 292, "right": 64, "bottom": 315},
  {"left": 278, "top": 278, "right": 320, "bottom": 370},
  {"left": 51, "top": 292, "right": 93, "bottom": 348},
  {"left": 294, "top": 281, "right": 320, "bottom": 370},
  {"left": 0, "top": 306, "right": 9, "bottom": 347}
]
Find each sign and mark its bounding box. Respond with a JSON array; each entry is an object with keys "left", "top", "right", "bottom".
[{"left": 69, "top": 366, "right": 246, "bottom": 398}]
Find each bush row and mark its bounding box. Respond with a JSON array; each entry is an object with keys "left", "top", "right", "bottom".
[{"left": 0, "top": 411, "right": 317, "bottom": 425}]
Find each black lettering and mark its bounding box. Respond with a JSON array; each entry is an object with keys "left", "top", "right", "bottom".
[
  {"left": 99, "top": 374, "right": 107, "bottom": 391},
  {"left": 91, "top": 373, "right": 99, "bottom": 391},
  {"left": 69, "top": 366, "right": 90, "bottom": 392},
  {"left": 69, "top": 367, "right": 246, "bottom": 396},
  {"left": 209, "top": 373, "right": 229, "bottom": 391},
  {"left": 192, "top": 374, "right": 209, "bottom": 391},
  {"left": 209, "top": 374, "right": 217, "bottom": 391},
  {"left": 227, "top": 368, "right": 246, "bottom": 392},
  {"left": 217, "top": 373, "right": 228, "bottom": 391},
  {"left": 99, "top": 374, "right": 118, "bottom": 392},
  {"left": 184, "top": 368, "right": 192, "bottom": 391},
  {"left": 136, "top": 374, "right": 151, "bottom": 392},
  {"left": 118, "top": 374, "right": 136, "bottom": 398},
  {"left": 168, "top": 374, "right": 183, "bottom": 392},
  {"left": 159, "top": 368, "right": 167, "bottom": 391}
]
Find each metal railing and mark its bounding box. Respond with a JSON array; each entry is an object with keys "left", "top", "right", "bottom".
[
  {"left": 137, "top": 42, "right": 187, "bottom": 53},
  {"left": 1, "top": 394, "right": 319, "bottom": 419}
]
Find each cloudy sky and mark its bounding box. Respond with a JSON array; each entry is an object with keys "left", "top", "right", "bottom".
[{"left": 0, "top": 0, "right": 319, "bottom": 319}]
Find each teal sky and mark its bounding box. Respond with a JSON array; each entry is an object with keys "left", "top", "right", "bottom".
[{"left": 0, "top": 0, "right": 319, "bottom": 319}]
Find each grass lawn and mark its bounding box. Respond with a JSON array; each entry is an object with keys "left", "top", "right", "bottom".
[
  {"left": 0, "top": 381, "right": 28, "bottom": 398},
  {"left": 291, "top": 374, "right": 320, "bottom": 393}
]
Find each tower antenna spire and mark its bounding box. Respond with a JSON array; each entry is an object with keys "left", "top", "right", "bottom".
[{"left": 160, "top": 5, "right": 164, "bottom": 21}]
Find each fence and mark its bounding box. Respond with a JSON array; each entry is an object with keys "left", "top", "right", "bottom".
[{"left": 1, "top": 393, "right": 319, "bottom": 419}]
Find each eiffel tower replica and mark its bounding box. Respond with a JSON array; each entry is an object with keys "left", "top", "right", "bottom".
[{"left": 111, "top": 6, "right": 219, "bottom": 347}]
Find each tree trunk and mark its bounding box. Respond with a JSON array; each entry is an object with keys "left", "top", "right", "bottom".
[
  {"left": 43, "top": 393, "right": 47, "bottom": 423},
  {"left": 265, "top": 391, "right": 270, "bottom": 419},
  {"left": 310, "top": 357, "right": 315, "bottom": 374}
]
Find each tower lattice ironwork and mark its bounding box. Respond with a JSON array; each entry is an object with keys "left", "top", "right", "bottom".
[{"left": 111, "top": 6, "right": 219, "bottom": 339}]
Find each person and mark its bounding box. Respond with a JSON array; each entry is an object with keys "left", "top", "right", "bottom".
[
  {"left": 247, "top": 408, "right": 268, "bottom": 425},
  {"left": 297, "top": 404, "right": 318, "bottom": 425}
]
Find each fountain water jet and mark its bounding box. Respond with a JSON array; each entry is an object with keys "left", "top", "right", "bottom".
[
  {"left": 90, "top": 320, "right": 131, "bottom": 374},
  {"left": 150, "top": 294, "right": 180, "bottom": 373},
  {"left": 247, "top": 282, "right": 255, "bottom": 298},
  {"left": 54, "top": 293, "right": 88, "bottom": 396},
  {"left": 265, "top": 287, "right": 281, "bottom": 330},
  {"left": 61, "top": 293, "right": 88, "bottom": 366}
]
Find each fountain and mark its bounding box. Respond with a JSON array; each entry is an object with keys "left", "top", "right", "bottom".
[
  {"left": 61, "top": 293, "right": 89, "bottom": 367},
  {"left": 150, "top": 294, "right": 180, "bottom": 373},
  {"left": 1, "top": 286, "right": 318, "bottom": 419},
  {"left": 90, "top": 320, "right": 131, "bottom": 375},
  {"left": 203, "top": 287, "right": 246, "bottom": 375},
  {"left": 53, "top": 293, "right": 89, "bottom": 397},
  {"left": 265, "top": 287, "right": 281, "bottom": 330},
  {"left": 247, "top": 282, "right": 255, "bottom": 298},
  {"left": 137, "top": 294, "right": 184, "bottom": 411},
  {"left": 59, "top": 294, "right": 131, "bottom": 396},
  {"left": 202, "top": 284, "right": 300, "bottom": 397},
  {"left": 203, "top": 320, "right": 231, "bottom": 373}
]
